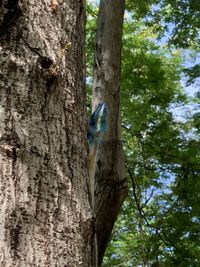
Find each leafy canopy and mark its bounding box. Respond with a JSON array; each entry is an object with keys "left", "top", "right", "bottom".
[{"left": 86, "top": 1, "right": 200, "bottom": 266}]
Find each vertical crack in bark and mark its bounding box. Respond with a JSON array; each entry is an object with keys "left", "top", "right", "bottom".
[
  {"left": 1, "top": 84, "right": 21, "bottom": 197},
  {"left": 63, "top": 108, "right": 74, "bottom": 181},
  {"left": 6, "top": 208, "right": 28, "bottom": 259}
]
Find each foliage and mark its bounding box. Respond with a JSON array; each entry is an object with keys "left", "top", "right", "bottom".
[
  {"left": 184, "top": 64, "right": 200, "bottom": 86},
  {"left": 102, "top": 19, "right": 200, "bottom": 267},
  {"left": 126, "top": 0, "right": 200, "bottom": 49},
  {"left": 126, "top": 0, "right": 200, "bottom": 85},
  {"left": 86, "top": 1, "right": 200, "bottom": 266}
]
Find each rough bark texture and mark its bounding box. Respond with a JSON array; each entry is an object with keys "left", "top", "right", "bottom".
[
  {"left": 0, "top": 1, "right": 95, "bottom": 266},
  {"left": 92, "top": 0, "right": 128, "bottom": 265}
]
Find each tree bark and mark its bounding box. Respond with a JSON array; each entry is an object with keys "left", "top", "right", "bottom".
[
  {"left": 0, "top": 1, "right": 95, "bottom": 266},
  {"left": 92, "top": 0, "right": 128, "bottom": 265}
]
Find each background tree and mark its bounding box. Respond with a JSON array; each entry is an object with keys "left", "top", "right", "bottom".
[{"left": 91, "top": 0, "right": 128, "bottom": 265}]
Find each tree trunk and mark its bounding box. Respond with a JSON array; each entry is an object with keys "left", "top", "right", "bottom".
[
  {"left": 92, "top": 0, "right": 128, "bottom": 265},
  {"left": 0, "top": 1, "right": 95, "bottom": 266}
]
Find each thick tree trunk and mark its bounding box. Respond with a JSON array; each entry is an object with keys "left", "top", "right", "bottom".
[
  {"left": 0, "top": 1, "right": 95, "bottom": 266},
  {"left": 92, "top": 0, "right": 128, "bottom": 265}
]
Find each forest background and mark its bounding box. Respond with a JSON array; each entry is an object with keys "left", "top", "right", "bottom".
[{"left": 86, "top": 0, "right": 200, "bottom": 266}]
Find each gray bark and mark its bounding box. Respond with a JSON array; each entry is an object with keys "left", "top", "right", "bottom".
[
  {"left": 0, "top": 1, "right": 95, "bottom": 266},
  {"left": 92, "top": 0, "right": 128, "bottom": 265}
]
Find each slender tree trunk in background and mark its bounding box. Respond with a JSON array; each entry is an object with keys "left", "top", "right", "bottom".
[
  {"left": 92, "top": 0, "right": 128, "bottom": 265},
  {"left": 0, "top": 1, "right": 95, "bottom": 266}
]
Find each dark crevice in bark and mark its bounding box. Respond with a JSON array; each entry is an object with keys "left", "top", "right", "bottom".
[
  {"left": 9, "top": 223, "right": 22, "bottom": 258},
  {"left": 7, "top": 208, "right": 30, "bottom": 259},
  {"left": 0, "top": 0, "right": 22, "bottom": 38},
  {"left": 22, "top": 37, "right": 54, "bottom": 69},
  {"left": 35, "top": 174, "right": 42, "bottom": 221},
  {"left": 40, "top": 57, "right": 54, "bottom": 69},
  {"left": 63, "top": 108, "right": 74, "bottom": 181},
  {"left": 1, "top": 82, "right": 21, "bottom": 196}
]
